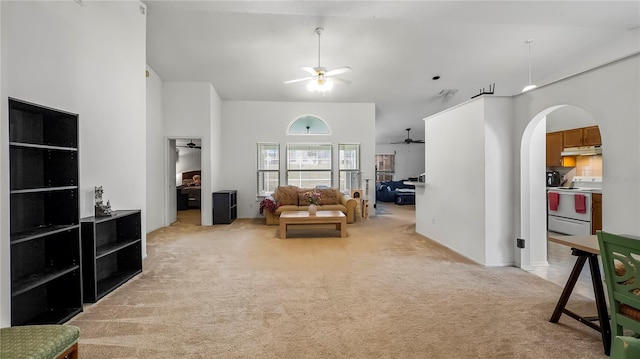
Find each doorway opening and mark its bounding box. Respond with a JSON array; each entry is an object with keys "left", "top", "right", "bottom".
[
  {"left": 171, "top": 138, "right": 202, "bottom": 226},
  {"left": 519, "top": 105, "right": 602, "bottom": 296}
]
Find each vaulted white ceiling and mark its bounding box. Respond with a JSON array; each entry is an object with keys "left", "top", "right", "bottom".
[{"left": 145, "top": 1, "right": 640, "bottom": 144}]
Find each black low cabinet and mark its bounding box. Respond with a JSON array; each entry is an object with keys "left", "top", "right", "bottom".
[
  {"left": 213, "top": 190, "right": 237, "bottom": 224},
  {"left": 81, "top": 210, "right": 142, "bottom": 303}
]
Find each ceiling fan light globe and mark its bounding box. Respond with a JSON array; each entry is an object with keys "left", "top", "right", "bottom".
[{"left": 307, "top": 78, "right": 333, "bottom": 93}]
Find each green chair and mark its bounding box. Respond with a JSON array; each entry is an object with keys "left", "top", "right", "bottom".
[
  {"left": 611, "top": 336, "right": 640, "bottom": 359},
  {"left": 0, "top": 325, "right": 79, "bottom": 359},
  {"left": 598, "top": 231, "right": 640, "bottom": 356}
]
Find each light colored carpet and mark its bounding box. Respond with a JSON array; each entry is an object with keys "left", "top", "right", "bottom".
[{"left": 70, "top": 205, "right": 607, "bottom": 358}]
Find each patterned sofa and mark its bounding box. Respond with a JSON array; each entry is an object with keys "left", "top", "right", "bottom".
[{"left": 261, "top": 186, "right": 358, "bottom": 225}]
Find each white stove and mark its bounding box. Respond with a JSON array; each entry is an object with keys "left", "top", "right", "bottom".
[{"left": 547, "top": 176, "right": 602, "bottom": 235}]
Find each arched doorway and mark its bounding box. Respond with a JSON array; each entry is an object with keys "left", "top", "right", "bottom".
[{"left": 518, "top": 104, "right": 600, "bottom": 269}]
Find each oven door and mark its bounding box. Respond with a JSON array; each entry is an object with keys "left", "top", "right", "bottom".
[
  {"left": 548, "top": 215, "right": 591, "bottom": 236},
  {"left": 547, "top": 191, "right": 591, "bottom": 221}
]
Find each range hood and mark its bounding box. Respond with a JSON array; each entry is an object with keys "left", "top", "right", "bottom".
[{"left": 561, "top": 145, "right": 602, "bottom": 156}]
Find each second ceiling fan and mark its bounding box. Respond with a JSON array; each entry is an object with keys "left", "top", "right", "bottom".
[
  {"left": 178, "top": 139, "right": 201, "bottom": 149},
  {"left": 284, "top": 27, "right": 351, "bottom": 92},
  {"left": 392, "top": 128, "right": 425, "bottom": 144}
]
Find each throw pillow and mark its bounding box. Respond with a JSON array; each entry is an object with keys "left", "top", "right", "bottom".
[
  {"left": 317, "top": 188, "right": 339, "bottom": 205},
  {"left": 275, "top": 186, "right": 299, "bottom": 205}
]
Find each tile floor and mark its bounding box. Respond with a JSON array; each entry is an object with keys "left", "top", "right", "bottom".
[{"left": 527, "top": 239, "right": 599, "bottom": 301}]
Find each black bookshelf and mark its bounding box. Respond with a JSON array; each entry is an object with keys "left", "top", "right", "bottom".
[
  {"left": 8, "top": 98, "right": 82, "bottom": 326},
  {"left": 81, "top": 210, "right": 142, "bottom": 303},
  {"left": 213, "top": 190, "right": 237, "bottom": 224}
]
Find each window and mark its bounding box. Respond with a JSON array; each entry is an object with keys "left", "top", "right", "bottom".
[
  {"left": 339, "top": 144, "right": 360, "bottom": 193},
  {"left": 287, "top": 144, "right": 332, "bottom": 188},
  {"left": 375, "top": 154, "right": 395, "bottom": 183},
  {"left": 287, "top": 115, "right": 330, "bottom": 135},
  {"left": 257, "top": 143, "right": 279, "bottom": 196}
]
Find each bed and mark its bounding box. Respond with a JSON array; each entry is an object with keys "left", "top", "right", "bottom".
[{"left": 177, "top": 170, "right": 201, "bottom": 210}]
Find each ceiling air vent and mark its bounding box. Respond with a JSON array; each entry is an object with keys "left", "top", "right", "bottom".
[{"left": 437, "top": 89, "right": 458, "bottom": 96}]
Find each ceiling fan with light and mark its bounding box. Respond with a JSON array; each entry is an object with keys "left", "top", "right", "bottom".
[
  {"left": 283, "top": 27, "right": 351, "bottom": 93},
  {"left": 392, "top": 128, "right": 425, "bottom": 144},
  {"left": 177, "top": 140, "right": 201, "bottom": 149}
]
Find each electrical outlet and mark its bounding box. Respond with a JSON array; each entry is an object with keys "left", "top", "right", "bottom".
[
  {"left": 431, "top": 218, "right": 436, "bottom": 224},
  {"left": 517, "top": 238, "right": 525, "bottom": 249},
  {"left": 249, "top": 203, "right": 253, "bottom": 208}
]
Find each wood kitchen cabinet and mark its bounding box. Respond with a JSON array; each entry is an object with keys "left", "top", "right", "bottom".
[
  {"left": 583, "top": 126, "right": 602, "bottom": 146},
  {"left": 546, "top": 131, "right": 564, "bottom": 167},
  {"left": 563, "top": 126, "right": 601, "bottom": 147},
  {"left": 563, "top": 128, "right": 583, "bottom": 147},
  {"left": 592, "top": 193, "right": 602, "bottom": 235}
]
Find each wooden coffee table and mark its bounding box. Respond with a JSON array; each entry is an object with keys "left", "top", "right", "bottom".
[{"left": 279, "top": 210, "right": 347, "bottom": 239}]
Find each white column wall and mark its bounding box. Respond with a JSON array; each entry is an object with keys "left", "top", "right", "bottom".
[
  {"left": 483, "top": 98, "right": 515, "bottom": 266},
  {"left": 0, "top": 0, "right": 7, "bottom": 328},
  {"left": 209, "top": 86, "right": 223, "bottom": 194},
  {"left": 419, "top": 99, "right": 487, "bottom": 264},
  {"left": 146, "top": 66, "right": 165, "bottom": 232},
  {"left": 221, "top": 101, "right": 376, "bottom": 219},
  {"left": 0, "top": 1, "right": 146, "bottom": 325}
]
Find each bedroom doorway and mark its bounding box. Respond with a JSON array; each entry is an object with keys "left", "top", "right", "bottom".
[{"left": 173, "top": 138, "right": 202, "bottom": 226}]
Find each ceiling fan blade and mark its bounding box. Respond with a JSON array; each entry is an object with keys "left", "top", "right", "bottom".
[
  {"left": 410, "top": 140, "right": 425, "bottom": 144},
  {"left": 301, "top": 67, "right": 318, "bottom": 76},
  {"left": 331, "top": 77, "right": 351, "bottom": 85},
  {"left": 283, "top": 76, "right": 314, "bottom": 84},
  {"left": 324, "top": 66, "right": 352, "bottom": 77}
]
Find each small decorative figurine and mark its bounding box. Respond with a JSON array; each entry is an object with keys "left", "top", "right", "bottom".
[{"left": 95, "top": 186, "right": 113, "bottom": 217}]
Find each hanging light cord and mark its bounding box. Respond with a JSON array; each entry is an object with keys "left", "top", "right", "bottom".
[{"left": 527, "top": 39, "right": 534, "bottom": 85}]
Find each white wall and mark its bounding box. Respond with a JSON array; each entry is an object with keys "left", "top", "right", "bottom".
[
  {"left": 0, "top": 1, "right": 147, "bottom": 325},
  {"left": 484, "top": 98, "right": 515, "bottom": 266},
  {"left": 546, "top": 106, "right": 596, "bottom": 132},
  {"left": 163, "top": 82, "right": 221, "bottom": 226},
  {"left": 209, "top": 87, "right": 223, "bottom": 193},
  {"left": 375, "top": 144, "right": 425, "bottom": 180},
  {"left": 417, "top": 97, "right": 514, "bottom": 266},
  {"left": 146, "top": 65, "right": 165, "bottom": 232},
  {"left": 0, "top": 0, "right": 8, "bottom": 328},
  {"left": 515, "top": 54, "right": 640, "bottom": 268},
  {"left": 419, "top": 99, "right": 487, "bottom": 264},
  {"left": 222, "top": 101, "right": 376, "bottom": 219},
  {"left": 176, "top": 148, "right": 202, "bottom": 180}
]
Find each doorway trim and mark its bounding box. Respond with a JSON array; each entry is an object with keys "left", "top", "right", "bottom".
[{"left": 165, "top": 136, "right": 203, "bottom": 226}]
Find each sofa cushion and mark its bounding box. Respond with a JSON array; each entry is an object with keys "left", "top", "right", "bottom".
[
  {"left": 274, "top": 205, "right": 304, "bottom": 214},
  {"left": 316, "top": 188, "right": 340, "bottom": 205},
  {"left": 318, "top": 204, "right": 346, "bottom": 212},
  {"left": 274, "top": 186, "right": 299, "bottom": 205}
]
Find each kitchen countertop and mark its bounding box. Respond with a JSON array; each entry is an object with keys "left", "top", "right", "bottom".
[{"left": 547, "top": 187, "right": 602, "bottom": 194}]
